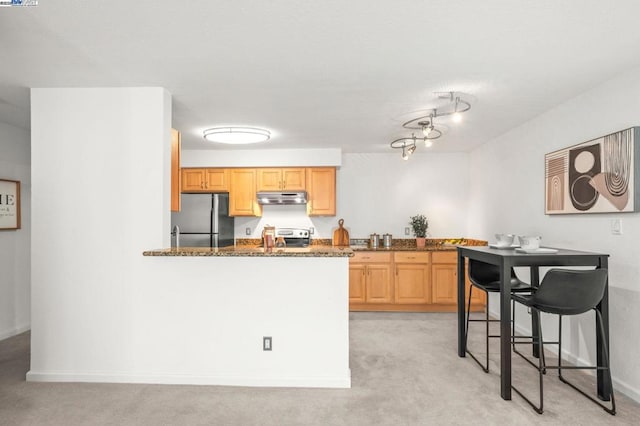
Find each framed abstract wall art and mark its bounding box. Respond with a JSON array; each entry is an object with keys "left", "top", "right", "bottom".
[
  {"left": 0, "top": 179, "right": 21, "bottom": 230},
  {"left": 545, "top": 127, "right": 639, "bottom": 214}
]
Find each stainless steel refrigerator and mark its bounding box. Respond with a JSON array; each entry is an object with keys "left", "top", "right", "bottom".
[{"left": 171, "top": 193, "right": 235, "bottom": 247}]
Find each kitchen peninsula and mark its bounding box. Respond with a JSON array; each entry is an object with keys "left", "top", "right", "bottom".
[{"left": 137, "top": 245, "right": 353, "bottom": 388}]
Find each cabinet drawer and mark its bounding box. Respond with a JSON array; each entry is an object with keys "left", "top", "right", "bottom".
[
  {"left": 432, "top": 251, "right": 458, "bottom": 264},
  {"left": 351, "top": 252, "right": 392, "bottom": 263},
  {"left": 394, "top": 252, "right": 430, "bottom": 264}
]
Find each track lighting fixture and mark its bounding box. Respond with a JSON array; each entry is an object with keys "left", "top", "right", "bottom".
[{"left": 391, "top": 92, "right": 471, "bottom": 159}]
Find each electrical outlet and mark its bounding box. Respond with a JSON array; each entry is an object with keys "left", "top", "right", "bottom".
[
  {"left": 263, "top": 336, "right": 272, "bottom": 351},
  {"left": 245, "top": 227, "right": 251, "bottom": 236},
  {"left": 404, "top": 227, "right": 410, "bottom": 236},
  {"left": 310, "top": 227, "right": 315, "bottom": 235}
]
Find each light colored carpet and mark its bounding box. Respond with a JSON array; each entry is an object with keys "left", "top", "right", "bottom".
[{"left": 1, "top": 312, "right": 638, "bottom": 425}]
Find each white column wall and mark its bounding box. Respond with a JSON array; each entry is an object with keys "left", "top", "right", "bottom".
[
  {"left": 30, "top": 87, "right": 171, "bottom": 378},
  {"left": 28, "top": 88, "right": 349, "bottom": 387},
  {"left": 0, "top": 121, "right": 31, "bottom": 340},
  {"left": 468, "top": 66, "right": 640, "bottom": 401}
]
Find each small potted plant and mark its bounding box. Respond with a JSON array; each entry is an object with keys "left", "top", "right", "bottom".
[{"left": 409, "top": 214, "right": 428, "bottom": 248}]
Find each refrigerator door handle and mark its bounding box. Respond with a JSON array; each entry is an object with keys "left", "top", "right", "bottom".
[{"left": 213, "top": 194, "right": 219, "bottom": 234}]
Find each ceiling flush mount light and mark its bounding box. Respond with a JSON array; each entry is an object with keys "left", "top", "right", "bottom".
[
  {"left": 391, "top": 92, "right": 472, "bottom": 159},
  {"left": 203, "top": 127, "right": 271, "bottom": 144}
]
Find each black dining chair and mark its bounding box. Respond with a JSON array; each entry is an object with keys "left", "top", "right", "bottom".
[
  {"left": 511, "top": 268, "right": 616, "bottom": 415},
  {"left": 464, "top": 259, "right": 533, "bottom": 373}
]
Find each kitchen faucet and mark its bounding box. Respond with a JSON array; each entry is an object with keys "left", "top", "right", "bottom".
[{"left": 172, "top": 225, "right": 180, "bottom": 248}]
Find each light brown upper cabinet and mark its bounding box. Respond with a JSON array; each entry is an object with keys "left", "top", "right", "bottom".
[
  {"left": 171, "top": 129, "right": 181, "bottom": 212},
  {"left": 257, "top": 168, "right": 306, "bottom": 191},
  {"left": 306, "top": 167, "right": 336, "bottom": 216},
  {"left": 181, "top": 168, "right": 230, "bottom": 193},
  {"left": 229, "top": 168, "right": 262, "bottom": 217}
]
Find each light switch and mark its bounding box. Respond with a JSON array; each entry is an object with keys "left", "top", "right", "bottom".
[{"left": 611, "top": 219, "right": 622, "bottom": 235}]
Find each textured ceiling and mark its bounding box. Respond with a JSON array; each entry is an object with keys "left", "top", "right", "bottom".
[{"left": 2, "top": 0, "right": 640, "bottom": 153}]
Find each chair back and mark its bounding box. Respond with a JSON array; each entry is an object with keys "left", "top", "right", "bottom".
[
  {"left": 469, "top": 259, "right": 520, "bottom": 286},
  {"left": 469, "top": 259, "right": 499, "bottom": 285},
  {"left": 533, "top": 269, "right": 608, "bottom": 315}
]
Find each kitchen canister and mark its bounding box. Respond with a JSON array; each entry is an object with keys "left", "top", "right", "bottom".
[
  {"left": 369, "top": 233, "right": 380, "bottom": 248},
  {"left": 383, "top": 233, "right": 392, "bottom": 248}
]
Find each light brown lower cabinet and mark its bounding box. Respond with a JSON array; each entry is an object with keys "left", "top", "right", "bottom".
[
  {"left": 349, "top": 250, "right": 485, "bottom": 312},
  {"left": 348, "top": 252, "right": 393, "bottom": 304},
  {"left": 394, "top": 252, "right": 431, "bottom": 304}
]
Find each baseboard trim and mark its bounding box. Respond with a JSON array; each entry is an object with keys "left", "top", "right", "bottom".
[
  {"left": 0, "top": 324, "right": 30, "bottom": 341},
  {"left": 26, "top": 369, "right": 352, "bottom": 389}
]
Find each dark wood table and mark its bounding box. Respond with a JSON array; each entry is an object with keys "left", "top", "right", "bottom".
[{"left": 456, "top": 246, "right": 611, "bottom": 401}]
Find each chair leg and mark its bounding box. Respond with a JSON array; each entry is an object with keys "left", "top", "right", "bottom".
[
  {"left": 512, "top": 307, "right": 544, "bottom": 414},
  {"left": 465, "top": 285, "right": 490, "bottom": 373},
  {"left": 557, "top": 310, "right": 616, "bottom": 415},
  {"left": 464, "top": 285, "right": 472, "bottom": 349},
  {"left": 512, "top": 303, "right": 548, "bottom": 373}
]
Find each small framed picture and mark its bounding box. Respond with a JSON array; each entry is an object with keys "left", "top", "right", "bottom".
[{"left": 0, "top": 179, "right": 21, "bottom": 230}]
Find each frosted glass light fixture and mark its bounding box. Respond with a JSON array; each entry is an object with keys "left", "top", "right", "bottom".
[{"left": 203, "top": 127, "right": 271, "bottom": 144}]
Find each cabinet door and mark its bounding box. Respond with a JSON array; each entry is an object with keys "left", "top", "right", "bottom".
[
  {"left": 181, "top": 168, "right": 206, "bottom": 192},
  {"left": 432, "top": 263, "right": 458, "bottom": 304},
  {"left": 306, "top": 167, "right": 336, "bottom": 216},
  {"left": 366, "top": 264, "right": 393, "bottom": 303},
  {"left": 205, "top": 169, "right": 229, "bottom": 192},
  {"left": 395, "top": 264, "right": 431, "bottom": 304},
  {"left": 282, "top": 168, "right": 306, "bottom": 190},
  {"left": 256, "top": 168, "right": 282, "bottom": 191},
  {"left": 171, "top": 129, "right": 181, "bottom": 211},
  {"left": 349, "top": 264, "right": 366, "bottom": 303},
  {"left": 229, "top": 169, "right": 261, "bottom": 216}
]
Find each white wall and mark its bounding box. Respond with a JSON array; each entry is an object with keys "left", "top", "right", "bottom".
[
  {"left": 235, "top": 152, "right": 470, "bottom": 240},
  {"left": 468, "top": 66, "right": 640, "bottom": 401},
  {"left": 0, "top": 121, "right": 31, "bottom": 340}
]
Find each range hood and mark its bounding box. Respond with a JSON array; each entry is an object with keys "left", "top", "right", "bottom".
[{"left": 257, "top": 191, "right": 308, "bottom": 205}]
